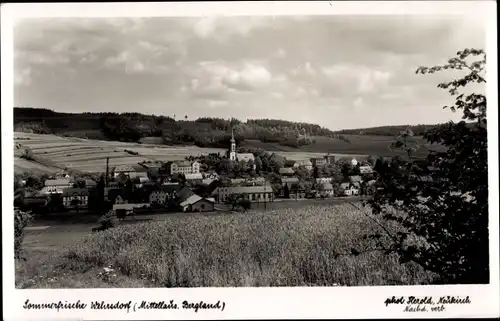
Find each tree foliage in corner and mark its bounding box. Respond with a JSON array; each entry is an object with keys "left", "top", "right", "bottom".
[{"left": 364, "top": 48, "right": 488, "bottom": 284}]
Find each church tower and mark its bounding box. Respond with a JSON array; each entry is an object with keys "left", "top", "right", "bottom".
[{"left": 229, "top": 128, "right": 237, "bottom": 161}]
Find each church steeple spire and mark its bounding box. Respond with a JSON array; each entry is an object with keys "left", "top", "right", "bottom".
[{"left": 229, "top": 127, "right": 236, "bottom": 161}]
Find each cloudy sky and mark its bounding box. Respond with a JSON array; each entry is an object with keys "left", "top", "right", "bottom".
[{"left": 14, "top": 15, "right": 485, "bottom": 130}]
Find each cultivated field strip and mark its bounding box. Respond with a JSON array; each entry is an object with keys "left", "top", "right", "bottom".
[{"left": 14, "top": 132, "right": 369, "bottom": 174}]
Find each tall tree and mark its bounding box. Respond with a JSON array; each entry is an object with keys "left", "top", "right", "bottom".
[
  {"left": 362, "top": 48, "right": 488, "bottom": 284},
  {"left": 283, "top": 183, "right": 290, "bottom": 199}
]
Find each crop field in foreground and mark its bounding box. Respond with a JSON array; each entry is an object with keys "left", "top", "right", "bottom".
[
  {"left": 13, "top": 132, "right": 377, "bottom": 174},
  {"left": 16, "top": 203, "right": 437, "bottom": 288}
]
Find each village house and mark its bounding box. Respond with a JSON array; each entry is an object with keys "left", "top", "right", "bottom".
[
  {"left": 349, "top": 175, "right": 363, "bottom": 185},
  {"left": 43, "top": 179, "right": 73, "bottom": 194},
  {"left": 319, "top": 182, "right": 335, "bottom": 197},
  {"left": 212, "top": 185, "right": 274, "bottom": 204},
  {"left": 112, "top": 164, "right": 149, "bottom": 179},
  {"left": 310, "top": 157, "right": 328, "bottom": 167},
  {"left": 203, "top": 172, "right": 220, "bottom": 180},
  {"left": 293, "top": 159, "right": 313, "bottom": 170},
  {"left": 324, "top": 154, "right": 336, "bottom": 165},
  {"left": 165, "top": 160, "right": 200, "bottom": 175},
  {"left": 281, "top": 177, "right": 299, "bottom": 186},
  {"left": 316, "top": 177, "right": 333, "bottom": 184},
  {"left": 285, "top": 183, "right": 307, "bottom": 199},
  {"left": 284, "top": 160, "right": 297, "bottom": 168},
  {"left": 185, "top": 172, "right": 203, "bottom": 182},
  {"left": 62, "top": 188, "right": 90, "bottom": 209},
  {"left": 245, "top": 177, "right": 266, "bottom": 185},
  {"left": 339, "top": 183, "right": 360, "bottom": 196},
  {"left": 359, "top": 165, "right": 373, "bottom": 174},
  {"left": 230, "top": 178, "right": 246, "bottom": 185},
  {"left": 279, "top": 167, "right": 295, "bottom": 176},
  {"left": 84, "top": 179, "right": 97, "bottom": 189},
  {"left": 149, "top": 184, "right": 181, "bottom": 205},
  {"left": 180, "top": 194, "right": 215, "bottom": 212},
  {"left": 138, "top": 161, "right": 163, "bottom": 178}
]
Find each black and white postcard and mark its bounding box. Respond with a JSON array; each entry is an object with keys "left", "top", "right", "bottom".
[{"left": 2, "top": 1, "right": 499, "bottom": 320}]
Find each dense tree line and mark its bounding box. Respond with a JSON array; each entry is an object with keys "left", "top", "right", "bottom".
[
  {"left": 335, "top": 124, "right": 441, "bottom": 136},
  {"left": 14, "top": 108, "right": 340, "bottom": 149}
]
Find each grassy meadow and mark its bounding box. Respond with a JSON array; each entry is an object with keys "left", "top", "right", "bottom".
[{"left": 16, "top": 203, "right": 437, "bottom": 288}]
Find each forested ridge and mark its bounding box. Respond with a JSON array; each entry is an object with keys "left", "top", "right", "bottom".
[{"left": 14, "top": 107, "right": 441, "bottom": 149}]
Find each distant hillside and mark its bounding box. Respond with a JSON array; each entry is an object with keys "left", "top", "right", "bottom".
[
  {"left": 13, "top": 107, "right": 444, "bottom": 157},
  {"left": 334, "top": 124, "right": 442, "bottom": 136},
  {"left": 14, "top": 107, "right": 338, "bottom": 149}
]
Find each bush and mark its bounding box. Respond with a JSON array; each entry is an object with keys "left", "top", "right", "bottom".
[
  {"left": 97, "top": 210, "right": 118, "bottom": 229},
  {"left": 14, "top": 209, "right": 33, "bottom": 259},
  {"left": 124, "top": 149, "right": 139, "bottom": 156}
]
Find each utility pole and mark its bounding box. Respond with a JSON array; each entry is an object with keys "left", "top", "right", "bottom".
[
  {"left": 105, "top": 157, "right": 109, "bottom": 187},
  {"left": 264, "top": 183, "right": 267, "bottom": 210}
]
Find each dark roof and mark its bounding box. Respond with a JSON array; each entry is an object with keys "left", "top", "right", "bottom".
[
  {"left": 214, "top": 185, "right": 273, "bottom": 194},
  {"left": 178, "top": 186, "right": 195, "bottom": 202},
  {"left": 322, "top": 183, "right": 334, "bottom": 190},
  {"left": 106, "top": 188, "right": 126, "bottom": 201},
  {"left": 159, "top": 184, "right": 182, "bottom": 194},
  {"left": 62, "top": 188, "right": 90, "bottom": 197}
]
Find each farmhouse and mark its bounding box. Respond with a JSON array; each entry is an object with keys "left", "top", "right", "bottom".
[
  {"left": 212, "top": 185, "right": 274, "bottom": 203},
  {"left": 43, "top": 179, "right": 72, "bottom": 194},
  {"left": 62, "top": 188, "right": 89, "bottom": 208},
  {"left": 179, "top": 195, "right": 215, "bottom": 212},
  {"left": 293, "top": 159, "right": 313, "bottom": 170},
  {"left": 113, "top": 164, "right": 149, "bottom": 179},
  {"left": 165, "top": 160, "right": 200, "bottom": 175}
]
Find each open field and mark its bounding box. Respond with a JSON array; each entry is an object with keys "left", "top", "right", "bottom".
[
  {"left": 16, "top": 203, "right": 437, "bottom": 288},
  {"left": 13, "top": 132, "right": 417, "bottom": 174},
  {"left": 242, "top": 135, "right": 438, "bottom": 158}
]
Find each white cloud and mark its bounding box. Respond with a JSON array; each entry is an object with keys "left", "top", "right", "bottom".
[
  {"left": 208, "top": 100, "right": 229, "bottom": 108},
  {"left": 192, "top": 16, "right": 271, "bottom": 41},
  {"left": 193, "top": 17, "right": 217, "bottom": 39},
  {"left": 273, "top": 48, "right": 286, "bottom": 59},
  {"left": 15, "top": 67, "right": 32, "bottom": 86},
  {"left": 271, "top": 92, "right": 284, "bottom": 99},
  {"left": 188, "top": 61, "right": 272, "bottom": 98},
  {"left": 322, "top": 64, "right": 392, "bottom": 94}
]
